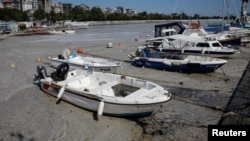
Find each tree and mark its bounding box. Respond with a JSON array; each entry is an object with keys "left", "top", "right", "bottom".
[
  {"left": 33, "top": 8, "right": 45, "bottom": 21},
  {"left": 0, "top": 8, "right": 12, "bottom": 21},
  {"left": 89, "top": 7, "right": 105, "bottom": 21},
  {"left": 193, "top": 13, "right": 200, "bottom": 19},
  {"left": 70, "top": 6, "right": 88, "bottom": 21},
  {"left": 138, "top": 11, "right": 148, "bottom": 20},
  {"left": 49, "top": 11, "right": 57, "bottom": 23},
  {"left": 0, "top": 8, "right": 28, "bottom": 21}
]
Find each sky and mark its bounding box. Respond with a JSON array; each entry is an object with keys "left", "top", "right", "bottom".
[{"left": 53, "top": 0, "right": 249, "bottom": 17}]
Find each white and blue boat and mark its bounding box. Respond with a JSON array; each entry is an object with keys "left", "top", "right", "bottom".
[
  {"left": 48, "top": 49, "right": 121, "bottom": 74},
  {"left": 145, "top": 34, "right": 239, "bottom": 58},
  {"left": 128, "top": 46, "right": 227, "bottom": 73}
]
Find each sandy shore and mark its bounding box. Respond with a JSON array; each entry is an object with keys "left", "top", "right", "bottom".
[{"left": 0, "top": 32, "right": 250, "bottom": 141}]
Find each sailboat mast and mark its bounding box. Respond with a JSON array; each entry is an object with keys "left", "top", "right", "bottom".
[
  {"left": 222, "top": 0, "right": 225, "bottom": 31},
  {"left": 228, "top": 0, "right": 230, "bottom": 23},
  {"left": 241, "top": 0, "right": 249, "bottom": 22}
]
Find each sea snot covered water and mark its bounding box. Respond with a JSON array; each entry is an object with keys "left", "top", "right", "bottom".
[
  {"left": 27, "top": 22, "right": 158, "bottom": 43},
  {"left": 28, "top": 20, "right": 212, "bottom": 43}
]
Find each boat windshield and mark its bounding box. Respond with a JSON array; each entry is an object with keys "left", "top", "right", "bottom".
[
  {"left": 212, "top": 42, "right": 222, "bottom": 47},
  {"left": 196, "top": 43, "right": 210, "bottom": 48}
]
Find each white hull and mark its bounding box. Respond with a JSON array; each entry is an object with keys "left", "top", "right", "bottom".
[
  {"left": 130, "top": 47, "right": 227, "bottom": 73},
  {"left": 49, "top": 57, "right": 120, "bottom": 74},
  {"left": 42, "top": 84, "right": 164, "bottom": 116},
  {"left": 48, "top": 30, "right": 75, "bottom": 35},
  {"left": 64, "top": 21, "right": 89, "bottom": 28},
  {"left": 35, "top": 67, "right": 171, "bottom": 117},
  {"left": 147, "top": 34, "right": 238, "bottom": 58}
]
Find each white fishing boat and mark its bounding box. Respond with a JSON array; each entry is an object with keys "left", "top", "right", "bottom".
[
  {"left": 154, "top": 21, "right": 242, "bottom": 47},
  {"left": 48, "top": 49, "right": 121, "bottom": 74},
  {"left": 64, "top": 30, "right": 75, "bottom": 34},
  {"left": 32, "top": 63, "right": 171, "bottom": 117},
  {"left": 64, "top": 21, "right": 89, "bottom": 29},
  {"left": 48, "top": 29, "right": 75, "bottom": 35},
  {"left": 128, "top": 46, "right": 227, "bottom": 73}
]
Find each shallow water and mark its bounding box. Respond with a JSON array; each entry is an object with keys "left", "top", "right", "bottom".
[
  {"left": 27, "top": 21, "right": 211, "bottom": 43},
  {"left": 27, "top": 23, "right": 158, "bottom": 43}
]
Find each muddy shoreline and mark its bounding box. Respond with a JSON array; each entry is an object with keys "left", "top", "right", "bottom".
[{"left": 0, "top": 27, "right": 249, "bottom": 141}]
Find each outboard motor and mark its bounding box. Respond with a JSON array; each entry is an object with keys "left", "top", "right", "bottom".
[{"left": 33, "top": 65, "right": 48, "bottom": 81}]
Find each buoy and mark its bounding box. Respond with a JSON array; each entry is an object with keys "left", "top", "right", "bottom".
[
  {"left": 118, "top": 42, "right": 123, "bottom": 47},
  {"left": 107, "top": 42, "right": 113, "bottom": 48},
  {"left": 36, "top": 57, "right": 41, "bottom": 63},
  {"left": 77, "top": 48, "right": 83, "bottom": 54},
  {"left": 97, "top": 100, "right": 104, "bottom": 117},
  {"left": 11, "top": 64, "right": 15, "bottom": 68},
  {"left": 56, "top": 86, "right": 65, "bottom": 103}
]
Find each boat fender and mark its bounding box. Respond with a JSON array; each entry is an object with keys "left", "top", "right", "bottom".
[
  {"left": 202, "top": 48, "right": 205, "bottom": 54},
  {"left": 97, "top": 100, "right": 105, "bottom": 117},
  {"left": 56, "top": 86, "right": 65, "bottom": 104},
  {"left": 107, "top": 42, "right": 113, "bottom": 48},
  {"left": 77, "top": 48, "right": 83, "bottom": 54},
  {"left": 61, "top": 49, "right": 71, "bottom": 59}
]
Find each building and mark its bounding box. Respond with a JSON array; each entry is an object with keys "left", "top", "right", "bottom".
[
  {"left": 2, "top": 0, "right": 20, "bottom": 9},
  {"left": 62, "top": 3, "right": 72, "bottom": 16},
  {"left": 103, "top": 7, "right": 113, "bottom": 14},
  {"left": 125, "top": 9, "right": 137, "bottom": 16},
  {"left": 1, "top": 0, "right": 51, "bottom": 12},
  {"left": 79, "top": 4, "right": 89, "bottom": 11},
  {"left": 22, "top": 0, "right": 34, "bottom": 11},
  {"left": 0, "top": 1, "right": 3, "bottom": 8},
  {"left": 52, "top": 2, "right": 63, "bottom": 13},
  {"left": 114, "top": 6, "right": 124, "bottom": 14}
]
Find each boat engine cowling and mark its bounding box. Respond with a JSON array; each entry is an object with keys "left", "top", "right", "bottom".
[
  {"left": 33, "top": 65, "right": 48, "bottom": 81},
  {"left": 51, "top": 63, "right": 69, "bottom": 81}
]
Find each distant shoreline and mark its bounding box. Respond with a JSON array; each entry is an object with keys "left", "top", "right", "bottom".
[
  {"left": 1, "top": 19, "right": 220, "bottom": 37},
  {"left": 88, "top": 20, "right": 170, "bottom": 26},
  {"left": 87, "top": 19, "right": 219, "bottom": 26}
]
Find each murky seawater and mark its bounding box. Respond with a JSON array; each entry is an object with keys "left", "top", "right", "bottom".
[
  {"left": 28, "top": 20, "right": 210, "bottom": 43},
  {"left": 27, "top": 23, "right": 158, "bottom": 43}
]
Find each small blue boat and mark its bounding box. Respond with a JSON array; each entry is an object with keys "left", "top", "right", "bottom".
[{"left": 204, "top": 21, "right": 230, "bottom": 33}]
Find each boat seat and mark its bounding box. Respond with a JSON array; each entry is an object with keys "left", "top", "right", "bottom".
[
  {"left": 89, "top": 81, "right": 119, "bottom": 93},
  {"left": 124, "top": 88, "right": 148, "bottom": 99},
  {"left": 63, "top": 79, "right": 87, "bottom": 90}
]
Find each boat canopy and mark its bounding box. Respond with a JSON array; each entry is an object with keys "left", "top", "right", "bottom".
[
  {"left": 165, "top": 34, "right": 205, "bottom": 43},
  {"left": 161, "top": 29, "right": 176, "bottom": 34}
]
